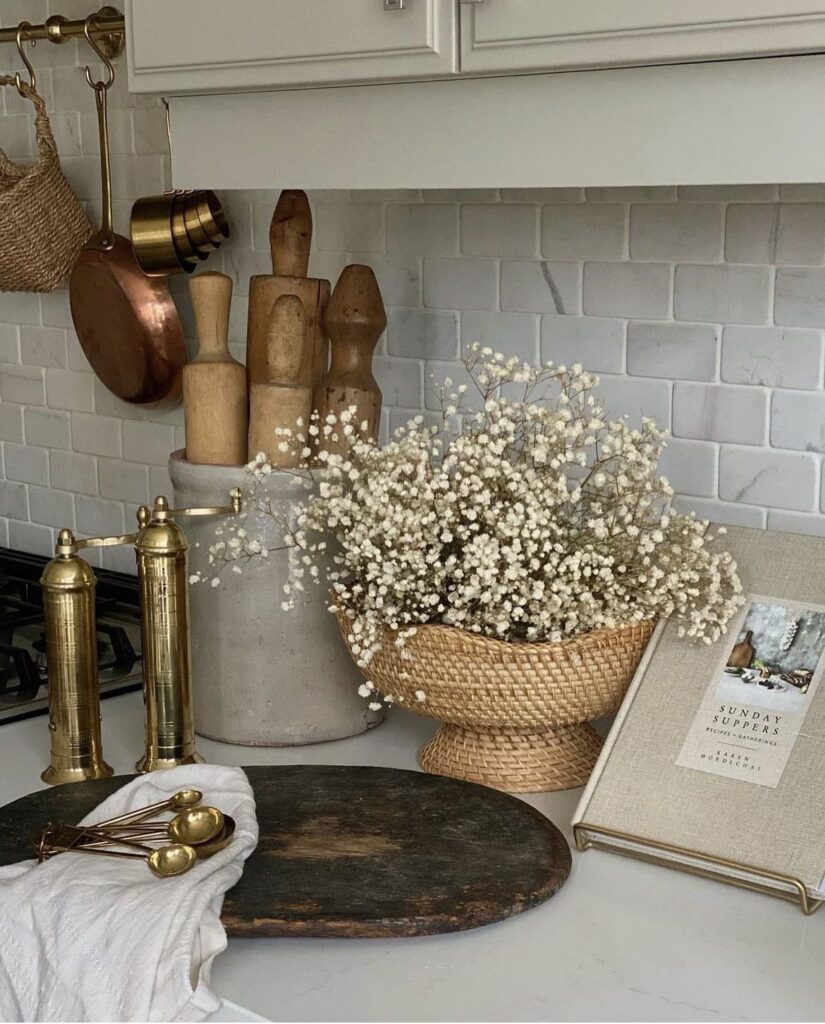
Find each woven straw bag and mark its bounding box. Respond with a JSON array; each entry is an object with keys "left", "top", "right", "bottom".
[
  {"left": 337, "top": 611, "right": 655, "bottom": 792},
  {"left": 0, "top": 77, "right": 92, "bottom": 292}
]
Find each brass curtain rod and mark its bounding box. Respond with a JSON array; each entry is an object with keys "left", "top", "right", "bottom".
[{"left": 0, "top": 7, "right": 124, "bottom": 51}]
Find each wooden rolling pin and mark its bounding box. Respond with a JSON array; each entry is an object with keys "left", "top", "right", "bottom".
[
  {"left": 314, "top": 264, "right": 385, "bottom": 458},
  {"left": 183, "top": 272, "right": 248, "bottom": 466},
  {"left": 246, "top": 190, "right": 331, "bottom": 395},
  {"left": 248, "top": 295, "right": 311, "bottom": 467}
]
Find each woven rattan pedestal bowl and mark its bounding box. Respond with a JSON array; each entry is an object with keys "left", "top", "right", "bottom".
[{"left": 337, "top": 613, "right": 655, "bottom": 793}]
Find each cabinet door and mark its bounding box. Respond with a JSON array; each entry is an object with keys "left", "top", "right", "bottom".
[
  {"left": 126, "top": 0, "right": 456, "bottom": 93},
  {"left": 460, "top": 1, "right": 825, "bottom": 73}
]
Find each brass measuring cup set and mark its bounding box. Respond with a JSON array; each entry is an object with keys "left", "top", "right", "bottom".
[
  {"left": 40, "top": 490, "right": 242, "bottom": 786},
  {"left": 37, "top": 789, "right": 237, "bottom": 878}
]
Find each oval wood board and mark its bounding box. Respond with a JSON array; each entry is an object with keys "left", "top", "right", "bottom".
[{"left": 0, "top": 765, "right": 571, "bottom": 938}]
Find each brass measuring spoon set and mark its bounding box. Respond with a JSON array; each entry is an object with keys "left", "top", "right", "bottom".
[{"left": 37, "top": 789, "right": 236, "bottom": 879}]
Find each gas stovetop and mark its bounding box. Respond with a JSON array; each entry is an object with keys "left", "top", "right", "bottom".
[{"left": 0, "top": 546, "right": 142, "bottom": 724}]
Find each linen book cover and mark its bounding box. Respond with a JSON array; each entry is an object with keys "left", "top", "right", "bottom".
[{"left": 573, "top": 525, "right": 825, "bottom": 900}]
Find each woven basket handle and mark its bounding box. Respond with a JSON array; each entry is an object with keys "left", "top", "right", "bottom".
[{"left": 0, "top": 76, "right": 58, "bottom": 167}]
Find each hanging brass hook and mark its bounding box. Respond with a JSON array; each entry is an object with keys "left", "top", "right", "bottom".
[
  {"left": 83, "top": 15, "right": 115, "bottom": 90},
  {"left": 14, "top": 21, "right": 36, "bottom": 99}
]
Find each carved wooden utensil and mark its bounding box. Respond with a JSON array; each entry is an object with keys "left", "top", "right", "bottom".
[
  {"left": 314, "top": 264, "right": 386, "bottom": 457},
  {"left": 183, "top": 271, "right": 248, "bottom": 466},
  {"left": 248, "top": 294, "right": 312, "bottom": 467},
  {"left": 246, "top": 190, "right": 331, "bottom": 396}
]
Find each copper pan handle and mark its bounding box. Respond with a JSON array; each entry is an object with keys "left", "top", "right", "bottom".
[
  {"left": 93, "top": 84, "right": 114, "bottom": 249},
  {"left": 83, "top": 15, "right": 116, "bottom": 251}
]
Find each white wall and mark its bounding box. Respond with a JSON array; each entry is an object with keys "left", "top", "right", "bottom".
[{"left": 1, "top": 8, "right": 825, "bottom": 571}]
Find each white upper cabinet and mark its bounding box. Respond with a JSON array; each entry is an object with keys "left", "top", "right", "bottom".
[
  {"left": 126, "top": 0, "right": 457, "bottom": 93},
  {"left": 460, "top": 1, "right": 825, "bottom": 74}
]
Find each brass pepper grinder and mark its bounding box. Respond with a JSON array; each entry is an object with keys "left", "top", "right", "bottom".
[
  {"left": 40, "top": 530, "right": 114, "bottom": 785},
  {"left": 40, "top": 491, "right": 242, "bottom": 784},
  {"left": 134, "top": 491, "right": 242, "bottom": 773}
]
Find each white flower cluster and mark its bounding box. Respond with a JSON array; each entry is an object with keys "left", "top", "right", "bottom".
[{"left": 202, "top": 347, "right": 743, "bottom": 697}]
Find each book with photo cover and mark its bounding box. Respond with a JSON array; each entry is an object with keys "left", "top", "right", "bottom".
[{"left": 573, "top": 525, "right": 825, "bottom": 910}]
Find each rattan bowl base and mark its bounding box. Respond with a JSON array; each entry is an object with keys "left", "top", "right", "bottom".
[
  {"left": 336, "top": 613, "right": 655, "bottom": 793},
  {"left": 419, "top": 722, "right": 604, "bottom": 792}
]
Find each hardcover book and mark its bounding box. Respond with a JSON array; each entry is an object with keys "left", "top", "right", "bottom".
[{"left": 573, "top": 525, "right": 825, "bottom": 912}]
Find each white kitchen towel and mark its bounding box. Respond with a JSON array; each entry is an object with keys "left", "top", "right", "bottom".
[{"left": 0, "top": 764, "right": 258, "bottom": 1023}]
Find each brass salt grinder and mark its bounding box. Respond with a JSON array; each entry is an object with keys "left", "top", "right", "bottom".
[{"left": 40, "top": 490, "right": 242, "bottom": 785}]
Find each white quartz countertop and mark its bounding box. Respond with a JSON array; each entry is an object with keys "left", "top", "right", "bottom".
[{"left": 3, "top": 691, "right": 823, "bottom": 1022}]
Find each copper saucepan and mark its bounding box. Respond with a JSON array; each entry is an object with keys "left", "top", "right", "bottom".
[{"left": 69, "top": 18, "right": 185, "bottom": 406}]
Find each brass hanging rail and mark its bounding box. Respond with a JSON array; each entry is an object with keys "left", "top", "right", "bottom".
[{"left": 0, "top": 6, "right": 124, "bottom": 59}]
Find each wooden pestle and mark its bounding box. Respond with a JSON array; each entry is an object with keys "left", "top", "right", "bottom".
[
  {"left": 313, "top": 264, "right": 385, "bottom": 458},
  {"left": 246, "top": 190, "right": 331, "bottom": 396},
  {"left": 183, "top": 271, "right": 248, "bottom": 466},
  {"left": 248, "top": 295, "right": 312, "bottom": 467}
]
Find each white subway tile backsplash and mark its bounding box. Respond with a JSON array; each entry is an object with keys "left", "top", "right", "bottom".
[
  {"left": 501, "top": 188, "right": 583, "bottom": 204},
  {"left": 675, "top": 265, "right": 771, "bottom": 324},
  {"left": 40, "top": 292, "right": 75, "bottom": 330},
  {"left": 587, "top": 186, "right": 677, "bottom": 202},
  {"left": 780, "top": 184, "right": 825, "bottom": 202},
  {"left": 774, "top": 268, "right": 825, "bottom": 327},
  {"left": 775, "top": 205, "right": 825, "bottom": 265},
  {"left": 658, "top": 438, "right": 718, "bottom": 497},
  {"left": 501, "top": 261, "right": 581, "bottom": 315},
  {"left": 767, "top": 510, "right": 825, "bottom": 536},
  {"left": 594, "top": 374, "right": 671, "bottom": 430},
  {"left": 0, "top": 292, "right": 42, "bottom": 325},
  {"left": 387, "top": 308, "right": 459, "bottom": 360},
  {"left": 770, "top": 391, "right": 825, "bottom": 452},
  {"left": 122, "top": 422, "right": 177, "bottom": 466},
  {"left": 351, "top": 254, "right": 421, "bottom": 307},
  {"left": 0, "top": 481, "right": 28, "bottom": 520},
  {"left": 542, "top": 205, "right": 625, "bottom": 260},
  {"left": 45, "top": 368, "right": 95, "bottom": 412},
  {"left": 423, "top": 258, "right": 498, "bottom": 311},
  {"left": 72, "top": 413, "right": 122, "bottom": 458},
  {"left": 28, "top": 485, "right": 74, "bottom": 529},
  {"left": 0, "top": 325, "right": 20, "bottom": 364},
  {"left": 387, "top": 205, "right": 459, "bottom": 256},
  {"left": 725, "top": 204, "right": 779, "bottom": 264},
  {"left": 583, "top": 263, "right": 670, "bottom": 319},
  {"left": 679, "top": 185, "right": 778, "bottom": 202},
  {"left": 0, "top": 366, "right": 45, "bottom": 406},
  {"left": 3, "top": 444, "right": 49, "bottom": 486},
  {"left": 20, "top": 326, "right": 67, "bottom": 369},
  {"left": 630, "top": 204, "right": 723, "bottom": 262},
  {"left": 24, "top": 408, "right": 71, "bottom": 450},
  {"left": 541, "top": 316, "right": 625, "bottom": 373},
  {"left": 673, "top": 382, "right": 767, "bottom": 445},
  {"left": 627, "top": 322, "right": 718, "bottom": 381},
  {"left": 0, "top": 404, "right": 24, "bottom": 443},
  {"left": 75, "top": 495, "right": 125, "bottom": 538},
  {"left": 50, "top": 451, "right": 97, "bottom": 496},
  {"left": 7, "top": 520, "right": 53, "bottom": 558},
  {"left": 726, "top": 204, "right": 825, "bottom": 265},
  {"left": 373, "top": 357, "right": 424, "bottom": 409},
  {"left": 721, "top": 326, "right": 822, "bottom": 389},
  {"left": 462, "top": 205, "right": 537, "bottom": 258},
  {"left": 719, "top": 447, "right": 817, "bottom": 512},
  {"left": 98, "top": 458, "right": 151, "bottom": 504},
  {"left": 674, "top": 495, "right": 767, "bottom": 528},
  {"left": 462, "top": 311, "right": 539, "bottom": 362},
  {"left": 316, "top": 203, "right": 384, "bottom": 253}
]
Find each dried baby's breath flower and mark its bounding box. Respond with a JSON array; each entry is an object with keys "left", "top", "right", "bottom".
[{"left": 203, "top": 347, "right": 743, "bottom": 700}]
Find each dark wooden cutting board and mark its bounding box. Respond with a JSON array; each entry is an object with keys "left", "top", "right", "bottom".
[{"left": 0, "top": 765, "right": 571, "bottom": 938}]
